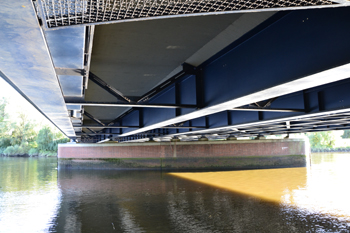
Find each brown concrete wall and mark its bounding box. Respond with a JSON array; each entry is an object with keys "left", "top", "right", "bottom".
[
  {"left": 58, "top": 139, "right": 306, "bottom": 159},
  {"left": 58, "top": 139, "right": 308, "bottom": 171}
]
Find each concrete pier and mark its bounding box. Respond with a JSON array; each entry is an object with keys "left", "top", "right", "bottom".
[{"left": 58, "top": 139, "right": 307, "bottom": 170}]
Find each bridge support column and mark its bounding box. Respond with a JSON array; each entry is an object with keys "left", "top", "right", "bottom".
[{"left": 58, "top": 139, "right": 308, "bottom": 171}]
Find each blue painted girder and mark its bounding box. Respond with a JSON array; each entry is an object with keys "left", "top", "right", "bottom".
[{"left": 97, "top": 7, "right": 350, "bottom": 141}]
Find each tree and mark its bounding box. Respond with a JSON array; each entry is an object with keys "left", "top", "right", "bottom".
[
  {"left": 341, "top": 130, "right": 350, "bottom": 139},
  {"left": 0, "top": 97, "right": 7, "bottom": 122},
  {"left": 36, "top": 126, "right": 54, "bottom": 151},
  {"left": 10, "top": 113, "right": 37, "bottom": 146},
  {"left": 306, "top": 131, "right": 336, "bottom": 149},
  {"left": 0, "top": 98, "right": 11, "bottom": 149}
]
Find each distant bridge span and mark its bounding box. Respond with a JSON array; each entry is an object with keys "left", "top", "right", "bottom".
[{"left": 1, "top": 1, "right": 350, "bottom": 143}]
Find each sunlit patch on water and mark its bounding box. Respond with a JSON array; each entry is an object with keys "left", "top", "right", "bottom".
[{"left": 170, "top": 153, "right": 350, "bottom": 221}]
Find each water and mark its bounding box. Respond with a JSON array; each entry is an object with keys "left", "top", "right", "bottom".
[{"left": 0, "top": 154, "right": 350, "bottom": 232}]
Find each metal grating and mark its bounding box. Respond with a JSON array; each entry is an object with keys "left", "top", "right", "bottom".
[{"left": 39, "top": 0, "right": 337, "bottom": 28}]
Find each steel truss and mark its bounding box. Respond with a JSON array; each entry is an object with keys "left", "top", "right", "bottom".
[
  {"left": 79, "top": 8, "right": 350, "bottom": 143},
  {"left": 80, "top": 77, "right": 350, "bottom": 143}
]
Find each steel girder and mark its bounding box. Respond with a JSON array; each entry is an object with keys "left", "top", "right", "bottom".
[{"left": 79, "top": 8, "right": 350, "bottom": 142}]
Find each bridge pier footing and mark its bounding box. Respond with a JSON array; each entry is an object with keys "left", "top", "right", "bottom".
[{"left": 58, "top": 139, "right": 308, "bottom": 171}]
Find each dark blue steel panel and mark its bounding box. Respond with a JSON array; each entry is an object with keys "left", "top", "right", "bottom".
[
  {"left": 230, "top": 111, "right": 259, "bottom": 125},
  {"left": 144, "top": 87, "right": 176, "bottom": 126},
  {"left": 202, "top": 8, "right": 350, "bottom": 107},
  {"left": 191, "top": 117, "right": 206, "bottom": 127},
  {"left": 207, "top": 111, "right": 229, "bottom": 128},
  {"left": 304, "top": 91, "right": 319, "bottom": 113},
  {"left": 118, "top": 110, "right": 140, "bottom": 134},
  {"left": 318, "top": 81, "right": 350, "bottom": 111},
  {"left": 262, "top": 92, "right": 305, "bottom": 120},
  {"left": 179, "top": 75, "right": 197, "bottom": 115},
  {"left": 303, "top": 79, "right": 350, "bottom": 113},
  {"left": 166, "top": 129, "right": 178, "bottom": 135},
  {"left": 177, "top": 121, "right": 191, "bottom": 134},
  {"left": 121, "top": 110, "right": 139, "bottom": 126}
]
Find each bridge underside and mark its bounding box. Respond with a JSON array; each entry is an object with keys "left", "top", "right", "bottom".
[{"left": 1, "top": 1, "right": 350, "bottom": 142}]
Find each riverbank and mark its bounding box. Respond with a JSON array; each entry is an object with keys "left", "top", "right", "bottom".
[
  {"left": 0, "top": 152, "right": 57, "bottom": 157},
  {"left": 311, "top": 147, "right": 350, "bottom": 153}
]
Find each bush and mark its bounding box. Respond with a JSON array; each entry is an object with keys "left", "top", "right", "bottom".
[
  {"left": 0, "top": 147, "right": 6, "bottom": 155},
  {"left": 28, "top": 148, "right": 39, "bottom": 156},
  {"left": 3, "top": 145, "right": 30, "bottom": 156},
  {"left": 3, "top": 145, "right": 15, "bottom": 156},
  {"left": 38, "top": 150, "right": 57, "bottom": 157},
  {"left": 0, "top": 137, "right": 11, "bottom": 148}
]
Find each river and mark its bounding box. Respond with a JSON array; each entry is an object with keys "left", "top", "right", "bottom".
[{"left": 0, "top": 153, "right": 350, "bottom": 232}]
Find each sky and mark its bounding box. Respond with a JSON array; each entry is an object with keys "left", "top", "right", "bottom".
[{"left": 0, "top": 77, "right": 53, "bottom": 127}]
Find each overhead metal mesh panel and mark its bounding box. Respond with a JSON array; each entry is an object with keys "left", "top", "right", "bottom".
[{"left": 39, "top": 0, "right": 336, "bottom": 28}]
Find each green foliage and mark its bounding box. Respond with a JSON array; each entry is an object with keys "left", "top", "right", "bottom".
[
  {"left": 0, "top": 97, "right": 7, "bottom": 122},
  {"left": 306, "top": 131, "right": 336, "bottom": 149},
  {"left": 48, "top": 138, "right": 70, "bottom": 151},
  {"left": 36, "top": 126, "right": 54, "bottom": 151},
  {"left": 0, "top": 147, "right": 6, "bottom": 155},
  {"left": 10, "top": 113, "right": 36, "bottom": 146},
  {"left": 0, "top": 99, "right": 11, "bottom": 154},
  {"left": 0, "top": 137, "right": 11, "bottom": 148},
  {"left": 35, "top": 127, "right": 69, "bottom": 155},
  {"left": 0, "top": 100, "right": 68, "bottom": 156},
  {"left": 0, "top": 98, "right": 10, "bottom": 141},
  {"left": 3, "top": 145, "right": 30, "bottom": 156},
  {"left": 28, "top": 148, "right": 39, "bottom": 156},
  {"left": 39, "top": 150, "right": 57, "bottom": 157},
  {"left": 341, "top": 130, "right": 350, "bottom": 139}
]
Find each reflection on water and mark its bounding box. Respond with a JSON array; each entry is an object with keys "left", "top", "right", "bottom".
[
  {"left": 0, "top": 154, "right": 350, "bottom": 232},
  {"left": 292, "top": 153, "right": 350, "bottom": 219},
  {"left": 0, "top": 158, "right": 60, "bottom": 233}
]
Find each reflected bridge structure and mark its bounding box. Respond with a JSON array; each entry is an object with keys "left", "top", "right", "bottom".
[{"left": 1, "top": 0, "right": 350, "bottom": 144}]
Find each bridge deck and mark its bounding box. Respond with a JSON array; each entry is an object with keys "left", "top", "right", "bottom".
[{"left": 1, "top": 1, "right": 350, "bottom": 142}]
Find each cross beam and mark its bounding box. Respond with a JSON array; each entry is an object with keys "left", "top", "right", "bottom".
[
  {"left": 231, "top": 107, "right": 305, "bottom": 112},
  {"left": 67, "top": 102, "right": 197, "bottom": 109}
]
